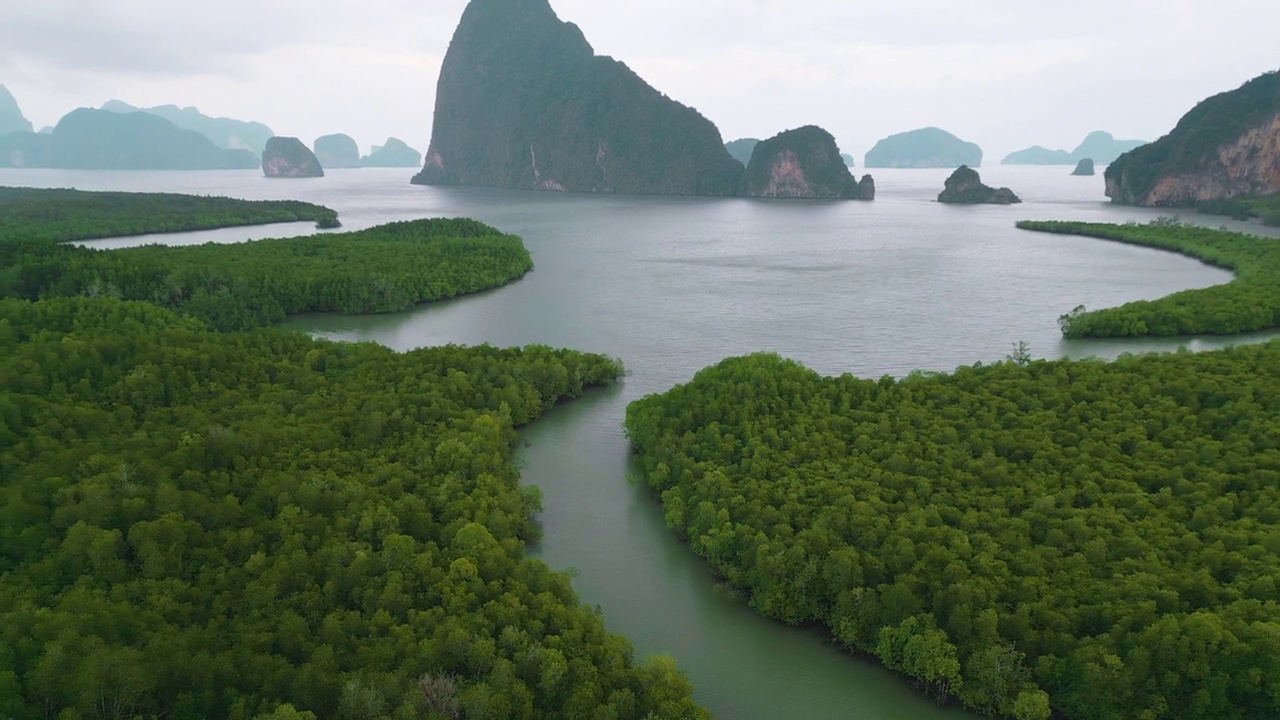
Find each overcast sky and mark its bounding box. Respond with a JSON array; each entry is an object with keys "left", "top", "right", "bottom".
[{"left": 1, "top": 0, "right": 1277, "bottom": 161}]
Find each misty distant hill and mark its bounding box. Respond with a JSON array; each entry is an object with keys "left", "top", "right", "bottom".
[
  {"left": 1072, "top": 132, "right": 1146, "bottom": 166},
  {"left": 864, "top": 127, "right": 983, "bottom": 168},
  {"left": 725, "top": 138, "right": 759, "bottom": 167},
  {"left": 0, "top": 108, "right": 260, "bottom": 170},
  {"left": 1000, "top": 146, "right": 1074, "bottom": 165},
  {"left": 0, "top": 84, "right": 33, "bottom": 135},
  {"left": 102, "top": 101, "right": 275, "bottom": 155},
  {"left": 1002, "top": 131, "right": 1147, "bottom": 166},
  {"left": 361, "top": 138, "right": 422, "bottom": 168},
  {"left": 314, "top": 133, "right": 361, "bottom": 168},
  {"left": 0, "top": 132, "right": 49, "bottom": 167}
]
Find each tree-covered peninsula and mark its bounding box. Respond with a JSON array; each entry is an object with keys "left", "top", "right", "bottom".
[
  {"left": 1018, "top": 219, "right": 1280, "bottom": 338},
  {"left": 34, "top": 218, "right": 533, "bottom": 331},
  {"left": 0, "top": 296, "right": 709, "bottom": 720},
  {"left": 0, "top": 187, "right": 340, "bottom": 242},
  {"left": 626, "top": 347, "right": 1280, "bottom": 720},
  {"left": 0, "top": 189, "right": 531, "bottom": 331}
]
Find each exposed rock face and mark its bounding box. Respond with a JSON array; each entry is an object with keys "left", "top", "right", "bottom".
[
  {"left": 724, "top": 138, "right": 759, "bottom": 167},
  {"left": 361, "top": 138, "right": 423, "bottom": 168},
  {"left": 1072, "top": 158, "right": 1096, "bottom": 176},
  {"left": 0, "top": 84, "right": 33, "bottom": 135},
  {"left": 17, "top": 109, "right": 260, "bottom": 170},
  {"left": 865, "top": 127, "right": 982, "bottom": 168},
  {"left": 314, "top": 134, "right": 361, "bottom": 168},
  {"left": 413, "top": 0, "right": 742, "bottom": 195},
  {"left": 102, "top": 101, "right": 275, "bottom": 154},
  {"left": 1106, "top": 71, "right": 1280, "bottom": 206},
  {"left": 937, "top": 166, "right": 1021, "bottom": 204},
  {"left": 262, "top": 137, "right": 325, "bottom": 178},
  {"left": 739, "top": 126, "right": 874, "bottom": 199}
]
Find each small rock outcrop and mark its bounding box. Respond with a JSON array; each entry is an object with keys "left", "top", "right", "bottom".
[
  {"left": 1072, "top": 158, "right": 1096, "bottom": 176},
  {"left": 413, "top": 0, "right": 742, "bottom": 195},
  {"left": 1107, "top": 70, "right": 1280, "bottom": 206},
  {"left": 0, "top": 84, "right": 33, "bottom": 135},
  {"left": 262, "top": 137, "right": 325, "bottom": 178},
  {"left": 739, "top": 126, "right": 874, "bottom": 200},
  {"left": 360, "top": 138, "right": 422, "bottom": 168},
  {"left": 314, "top": 134, "right": 361, "bottom": 168},
  {"left": 865, "top": 127, "right": 983, "bottom": 168},
  {"left": 937, "top": 166, "right": 1021, "bottom": 204}
]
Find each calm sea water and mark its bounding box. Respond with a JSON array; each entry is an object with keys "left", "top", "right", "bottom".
[{"left": 6, "top": 165, "right": 1274, "bottom": 719}]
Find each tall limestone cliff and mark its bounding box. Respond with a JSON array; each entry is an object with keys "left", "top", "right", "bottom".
[
  {"left": 413, "top": 0, "right": 742, "bottom": 195},
  {"left": 739, "top": 126, "right": 874, "bottom": 199},
  {"left": 1106, "top": 70, "right": 1280, "bottom": 206}
]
